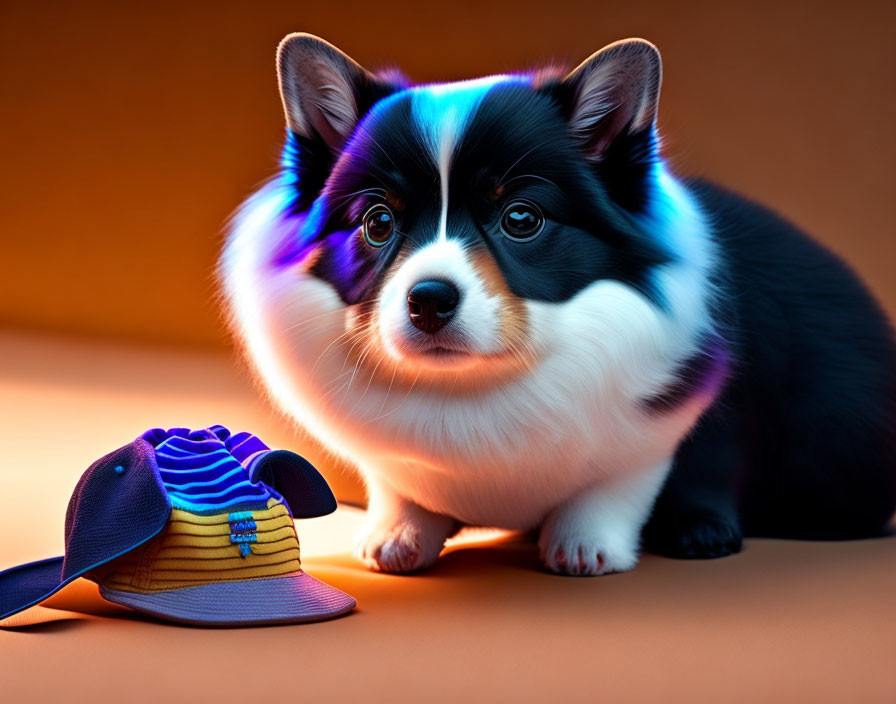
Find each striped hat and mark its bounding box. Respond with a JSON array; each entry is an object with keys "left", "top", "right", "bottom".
[{"left": 0, "top": 426, "right": 356, "bottom": 626}]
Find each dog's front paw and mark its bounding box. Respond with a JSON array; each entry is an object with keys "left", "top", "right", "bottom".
[
  {"left": 355, "top": 522, "right": 432, "bottom": 573},
  {"left": 537, "top": 463, "right": 672, "bottom": 576},
  {"left": 354, "top": 503, "right": 454, "bottom": 574},
  {"left": 538, "top": 495, "right": 645, "bottom": 577},
  {"left": 538, "top": 529, "right": 638, "bottom": 576}
]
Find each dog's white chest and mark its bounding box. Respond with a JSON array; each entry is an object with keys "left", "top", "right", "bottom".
[{"left": 347, "top": 375, "right": 707, "bottom": 529}]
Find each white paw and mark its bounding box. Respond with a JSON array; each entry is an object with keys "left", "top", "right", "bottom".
[
  {"left": 354, "top": 521, "right": 441, "bottom": 574},
  {"left": 538, "top": 529, "right": 639, "bottom": 577}
]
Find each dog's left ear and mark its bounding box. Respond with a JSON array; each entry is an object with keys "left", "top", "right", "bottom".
[
  {"left": 277, "top": 33, "right": 399, "bottom": 152},
  {"left": 560, "top": 39, "right": 662, "bottom": 161}
]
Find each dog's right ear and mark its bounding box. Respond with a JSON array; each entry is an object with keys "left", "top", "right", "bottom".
[
  {"left": 277, "top": 33, "right": 400, "bottom": 152},
  {"left": 560, "top": 39, "right": 662, "bottom": 161}
]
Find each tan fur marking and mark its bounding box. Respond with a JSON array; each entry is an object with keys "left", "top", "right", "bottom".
[
  {"left": 469, "top": 248, "right": 530, "bottom": 355},
  {"left": 295, "top": 244, "right": 323, "bottom": 274},
  {"left": 385, "top": 192, "right": 404, "bottom": 212}
]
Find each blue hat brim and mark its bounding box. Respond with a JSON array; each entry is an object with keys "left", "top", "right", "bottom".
[
  {"left": 0, "top": 557, "right": 67, "bottom": 622},
  {"left": 1, "top": 437, "right": 171, "bottom": 623},
  {"left": 0, "top": 514, "right": 169, "bottom": 623}
]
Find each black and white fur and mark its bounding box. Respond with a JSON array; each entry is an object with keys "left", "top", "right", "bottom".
[{"left": 220, "top": 34, "right": 896, "bottom": 575}]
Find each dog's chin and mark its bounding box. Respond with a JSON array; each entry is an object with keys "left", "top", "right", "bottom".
[
  {"left": 388, "top": 338, "right": 487, "bottom": 372},
  {"left": 377, "top": 327, "right": 525, "bottom": 379},
  {"left": 373, "top": 319, "right": 537, "bottom": 387}
]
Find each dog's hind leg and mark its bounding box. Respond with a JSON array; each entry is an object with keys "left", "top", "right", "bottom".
[{"left": 643, "top": 411, "right": 744, "bottom": 559}]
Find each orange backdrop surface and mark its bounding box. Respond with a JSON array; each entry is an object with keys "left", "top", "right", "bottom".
[
  {"left": 1, "top": 6, "right": 896, "bottom": 701},
  {"left": 1, "top": 0, "right": 895, "bottom": 348}
]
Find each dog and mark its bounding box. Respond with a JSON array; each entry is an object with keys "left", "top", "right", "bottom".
[{"left": 220, "top": 33, "right": 896, "bottom": 576}]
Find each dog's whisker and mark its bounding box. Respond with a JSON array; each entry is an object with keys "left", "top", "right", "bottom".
[
  {"left": 350, "top": 347, "right": 387, "bottom": 415},
  {"left": 497, "top": 143, "right": 542, "bottom": 185},
  {"left": 310, "top": 327, "right": 361, "bottom": 376},
  {"left": 500, "top": 173, "right": 561, "bottom": 192},
  {"left": 374, "top": 359, "right": 400, "bottom": 418},
  {"left": 325, "top": 186, "right": 388, "bottom": 211}
]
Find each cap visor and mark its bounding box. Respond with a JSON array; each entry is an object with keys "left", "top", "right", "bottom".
[
  {"left": 98, "top": 571, "right": 356, "bottom": 627},
  {"left": 0, "top": 557, "right": 68, "bottom": 622}
]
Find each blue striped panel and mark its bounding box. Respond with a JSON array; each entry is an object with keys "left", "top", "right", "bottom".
[
  {"left": 154, "top": 434, "right": 280, "bottom": 513},
  {"left": 226, "top": 432, "right": 270, "bottom": 464}
]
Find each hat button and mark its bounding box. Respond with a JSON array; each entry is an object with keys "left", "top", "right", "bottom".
[{"left": 113, "top": 465, "right": 126, "bottom": 475}]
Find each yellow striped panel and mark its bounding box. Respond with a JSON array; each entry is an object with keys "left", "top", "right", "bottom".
[{"left": 96, "top": 498, "right": 302, "bottom": 593}]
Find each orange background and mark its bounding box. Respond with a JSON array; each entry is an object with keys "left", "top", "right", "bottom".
[
  {"left": 1, "top": 0, "right": 895, "bottom": 348},
  {"left": 2, "top": 4, "right": 896, "bottom": 701}
]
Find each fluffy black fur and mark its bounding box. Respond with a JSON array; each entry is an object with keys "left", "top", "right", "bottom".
[{"left": 645, "top": 182, "right": 896, "bottom": 557}]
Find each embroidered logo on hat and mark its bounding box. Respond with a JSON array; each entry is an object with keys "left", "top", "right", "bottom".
[{"left": 0, "top": 426, "right": 356, "bottom": 627}]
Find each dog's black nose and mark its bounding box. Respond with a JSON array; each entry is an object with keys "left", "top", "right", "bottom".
[{"left": 407, "top": 280, "right": 460, "bottom": 334}]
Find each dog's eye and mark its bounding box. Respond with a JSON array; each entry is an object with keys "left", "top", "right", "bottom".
[
  {"left": 500, "top": 200, "right": 544, "bottom": 242},
  {"left": 362, "top": 204, "right": 395, "bottom": 247}
]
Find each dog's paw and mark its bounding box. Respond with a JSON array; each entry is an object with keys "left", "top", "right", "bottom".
[
  {"left": 538, "top": 529, "right": 639, "bottom": 577},
  {"left": 354, "top": 520, "right": 442, "bottom": 574},
  {"left": 644, "top": 508, "right": 742, "bottom": 559}
]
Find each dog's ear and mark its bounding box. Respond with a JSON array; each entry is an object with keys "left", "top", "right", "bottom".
[
  {"left": 277, "top": 33, "right": 398, "bottom": 151},
  {"left": 559, "top": 39, "right": 662, "bottom": 161}
]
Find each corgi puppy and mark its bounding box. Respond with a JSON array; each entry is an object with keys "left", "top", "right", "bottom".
[{"left": 220, "top": 33, "right": 896, "bottom": 575}]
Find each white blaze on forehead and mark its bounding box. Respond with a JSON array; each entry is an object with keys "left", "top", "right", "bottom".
[{"left": 411, "top": 76, "right": 518, "bottom": 242}]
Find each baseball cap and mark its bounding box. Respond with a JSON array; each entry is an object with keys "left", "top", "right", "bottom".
[{"left": 0, "top": 425, "right": 356, "bottom": 626}]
